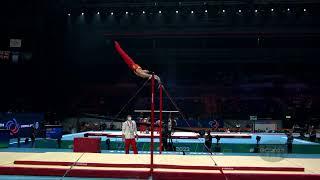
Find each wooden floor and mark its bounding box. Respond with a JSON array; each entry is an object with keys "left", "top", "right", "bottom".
[{"left": 0, "top": 152, "right": 320, "bottom": 179}]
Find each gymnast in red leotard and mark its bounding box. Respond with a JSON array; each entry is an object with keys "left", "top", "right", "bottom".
[{"left": 114, "top": 41, "right": 161, "bottom": 83}]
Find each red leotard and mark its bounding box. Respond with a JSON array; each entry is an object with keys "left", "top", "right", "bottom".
[{"left": 114, "top": 41, "right": 141, "bottom": 71}]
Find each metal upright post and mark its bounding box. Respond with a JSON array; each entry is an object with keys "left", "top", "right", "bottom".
[
  {"left": 150, "top": 74, "right": 155, "bottom": 174},
  {"left": 159, "top": 84, "right": 163, "bottom": 154}
]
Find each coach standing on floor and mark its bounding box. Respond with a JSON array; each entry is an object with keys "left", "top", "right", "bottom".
[
  {"left": 286, "top": 130, "right": 294, "bottom": 153},
  {"left": 122, "top": 115, "right": 138, "bottom": 154},
  {"left": 204, "top": 130, "right": 213, "bottom": 152}
]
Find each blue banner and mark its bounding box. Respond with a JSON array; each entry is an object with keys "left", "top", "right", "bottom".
[
  {"left": 45, "top": 125, "right": 63, "bottom": 139},
  {"left": 0, "top": 112, "right": 44, "bottom": 138}
]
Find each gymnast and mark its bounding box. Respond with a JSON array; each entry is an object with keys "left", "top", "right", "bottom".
[{"left": 114, "top": 41, "right": 161, "bottom": 83}]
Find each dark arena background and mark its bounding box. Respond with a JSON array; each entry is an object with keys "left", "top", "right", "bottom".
[{"left": 0, "top": 0, "right": 320, "bottom": 179}]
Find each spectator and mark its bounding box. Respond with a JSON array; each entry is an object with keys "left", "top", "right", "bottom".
[
  {"left": 109, "top": 122, "right": 115, "bottom": 130},
  {"left": 226, "top": 128, "right": 230, "bottom": 133},
  {"left": 101, "top": 123, "right": 107, "bottom": 131},
  {"left": 310, "top": 127, "right": 317, "bottom": 142},
  {"left": 298, "top": 132, "right": 306, "bottom": 140}
]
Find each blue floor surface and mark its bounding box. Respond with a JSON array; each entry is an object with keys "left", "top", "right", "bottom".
[{"left": 61, "top": 131, "right": 319, "bottom": 145}]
